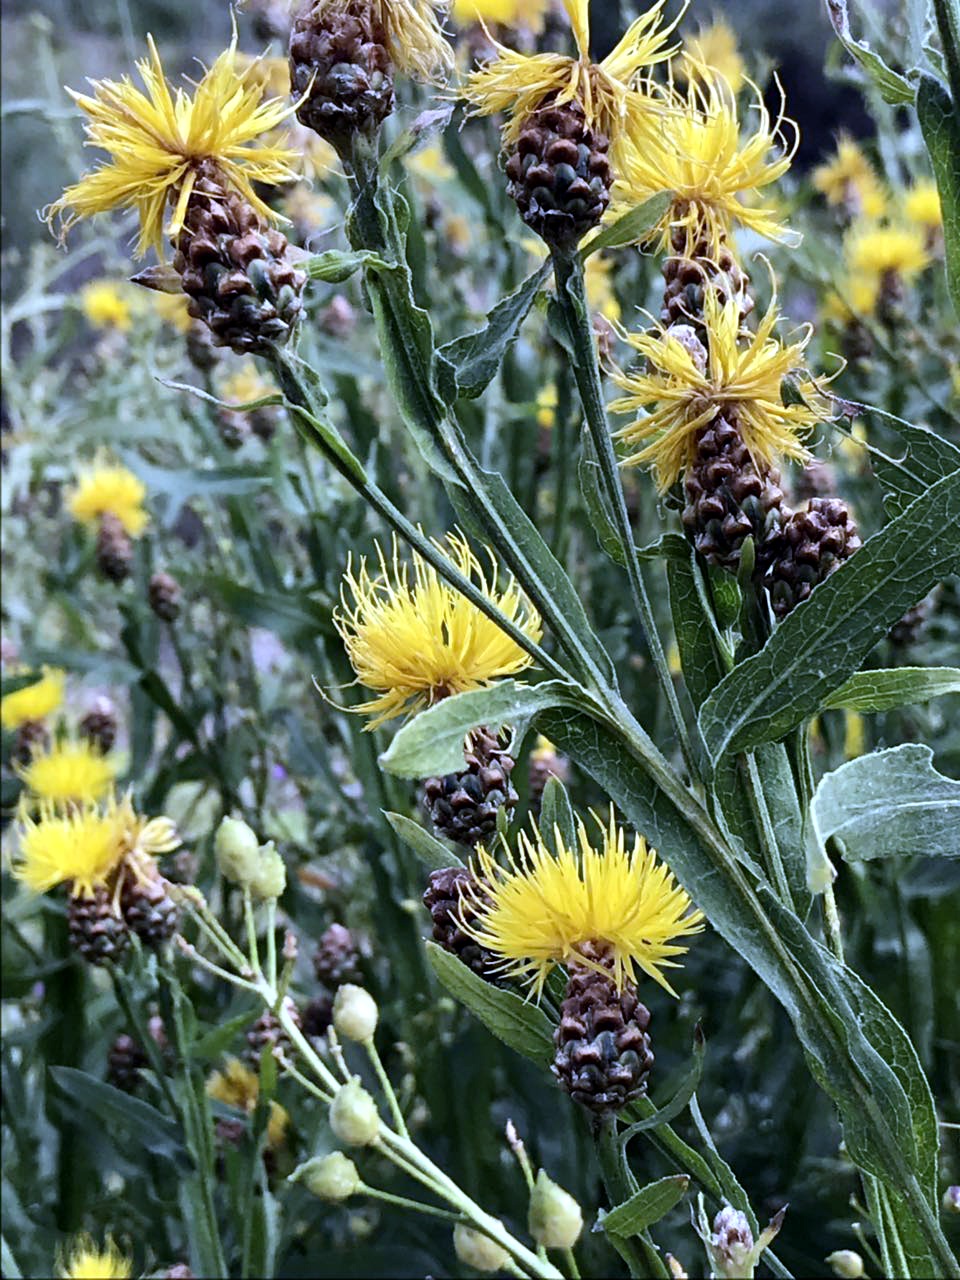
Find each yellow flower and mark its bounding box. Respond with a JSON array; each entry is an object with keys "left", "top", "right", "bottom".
[
  {"left": 459, "top": 809, "right": 704, "bottom": 996},
  {"left": 207, "top": 1057, "right": 289, "bottom": 1148},
  {"left": 812, "top": 134, "right": 886, "bottom": 219},
  {"left": 46, "top": 34, "right": 300, "bottom": 258},
  {"left": 236, "top": 52, "right": 339, "bottom": 180},
  {"left": 151, "top": 290, "right": 192, "bottom": 333},
  {"left": 845, "top": 221, "right": 930, "bottom": 282},
  {"left": 13, "top": 802, "right": 127, "bottom": 898},
  {"left": 452, "top": 0, "right": 549, "bottom": 29},
  {"left": 69, "top": 463, "right": 148, "bottom": 537},
  {"left": 903, "top": 178, "right": 942, "bottom": 229},
  {"left": 585, "top": 251, "right": 621, "bottom": 323},
  {"left": 821, "top": 273, "right": 879, "bottom": 325},
  {"left": 678, "top": 18, "right": 745, "bottom": 94},
  {"left": 461, "top": 0, "right": 679, "bottom": 152},
  {"left": 221, "top": 362, "right": 277, "bottom": 405},
  {"left": 844, "top": 710, "right": 866, "bottom": 760},
  {"left": 281, "top": 183, "right": 336, "bottom": 231},
  {"left": 80, "top": 280, "right": 134, "bottom": 332},
  {"left": 609, "top": 289, "right": 825, "bottom": 490},
  {"left": 57, "top": 1235, "right": 132, "bottom": 1280},
  {"left": 611, "top": 71, "right": 796, "bottom": 258},
  {"left": 408, "top": 141, "right": 456, "bottom": 184},
  {"left": 18, "top": 738, "right": 116, "bottom": 806},
  {"left": 537, "top": 383, "right": 559, "bottom": 429},
  {"left": 335, "top": 532, "right": 542, "bottom": 728},
  {"left": 1, "top": 667, "right": 65, "bottom": 729}
]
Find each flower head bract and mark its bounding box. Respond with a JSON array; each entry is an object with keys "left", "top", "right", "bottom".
[
  {"left": 461, "top": 0, "right": 679, "bottom": 152},
  {"left": 304, "top": 0, "right": 453, "bottom": 80},
  {"left": 609, "top": 287, "right": 826, "bottom": 490},
  {"left": 335, "top": 533, "right": 542, "bottom": 728},
  {"left": 46, "top": 33, "right": 300, "bottom": 258},
  {"left": 69, "top": 462, "right": 148, "bottom": 537},
  {"left": 459, "top": 809, "right": 704, "bottom": 997}
]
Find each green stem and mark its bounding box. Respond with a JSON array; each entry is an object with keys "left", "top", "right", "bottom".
[
  {"left": 594, "top": 1116, "right": 645, "bottom": 1279},
  {"left": 365, "top": 1038, "right": 409, "bottom": 1139},
  {"left": 359, "top": 1185, "right": 461, "bottom": 1223},
  {"left": 743, "top": 752, "right": 794, "bottom": 907},
  {"left": 551, "top": 249, "right": 698, "bottom": 780}
]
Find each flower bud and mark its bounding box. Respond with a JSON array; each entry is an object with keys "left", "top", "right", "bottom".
[
  {"left": 528, "top": 1169, "right": 583, "bottom": 1249},
  {"left": 708, "top": 1205, "right": 755, "bottom": 1279},
  {"left": 329, "top": 1078, "right": 380, "bottom": 1147},
  {"left": 215, "top": 817, "right": 261, "bottom": 886},
  {"left": 333, "top": 984, "right": 378, "bottom": 1042},
  {"left": 293, "top": 1151, "right": 361, "bottom": 1202},
  {"left": 826, "top": 1250, "right": 864, "bottom": 1279},
  {"left": 944, "top": 1185, "right": 960, "bottom": 1214},
  {"left": 248, "top": 841, "right": 286, "bottom": 900},
  {"left": 452, "top": 1224, "right": 510, "bottom": 1273}
]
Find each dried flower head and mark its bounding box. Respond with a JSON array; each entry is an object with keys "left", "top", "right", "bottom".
[
  {"left": 812, "top": 133, "right": 886, "bottom": 219},
  {"left": 17, "top": 737, "right": 116, "bottom": 806},
  {"left": 57, "top": 1236, "right": 132, "bottom": 1280},
  {"left": 303, "top": 0, "right": 453, "bottom": 80},
  {"left": 46, "top": 33, "right": 300, "bottom": 258},
  {"left": 459, "top": 809, "right": 704, "bottom": 996},
  {"left": 68, "top": 463, "right": 148, "bottom": 537},
  {"left": 609, "top": 288, "right": 826, "bottom": 490},
  {"left": 335, "top": 532, "right": 542, "bottom": 728},
  {"left": 206, "top": 1057, "right": 289, "bottom": 1147},
  {"left": 678, "top": 18, "right": 745, "bottom": 94},
  {"left": 612, "top": 70, "right": 797, "bottom": 258},
  {"left": 461, "top": 0, "right": 679, "bottom": 151},
  {"left": 1, "top": 667, "right": 65, "bottom": 730}
]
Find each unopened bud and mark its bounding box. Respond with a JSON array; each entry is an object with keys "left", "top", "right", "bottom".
[
  {"left": 826, "top": 1250, "right": 864, "bottom": 1278},
  {"left": 329, "top": 1078, "right": 380, "bottom": 1147},
  {"left": 452, "top": 1224, "right": 510, "bottom": 1273},
  {"left": 944, "top": 1186, "right": 960, "bottom": 1214},
  {"left": 333, "top": 985, "right": 378, "bottom": 1042},
  {"left": 528, "top": 1169, "right": 583, "bottom": 1249},
  {"left": 214, "top": 817, "right": 261, "bottom": 886},
  {"left": 712, "top": 1205, "right": 754, "bottom": 1275},
  {"left": 248, "top": 841, "right": 286, "bottom": 900},
  {"left": 293, "top": 1151, "right": 361, "bottom": 1201}
]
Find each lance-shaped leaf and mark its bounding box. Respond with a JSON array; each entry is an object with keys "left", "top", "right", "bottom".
[
  {"left": 599, "top": 1176, "right": 690, "bottom": 1238},
  {"left": 699, "top": 471, "right": 960, "bottom": 761},
  {"left": 822, "top": 666, "right": 960, "bottom": 712},
  {"left": 824, "top": 0, "right": 915, "bottom": 103},
  {"left": 917, "top": 71, "right": 960, "bottom": 317},
  {"left": 810, "top": 744, "right": 960, "bottom": 864}
]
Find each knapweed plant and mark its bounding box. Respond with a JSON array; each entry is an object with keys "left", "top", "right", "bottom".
[{"left": 2, "top": 0, "right": 959, "bottom": 1277}]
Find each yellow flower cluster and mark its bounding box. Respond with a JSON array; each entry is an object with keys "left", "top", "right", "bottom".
[
  {"left": 459, "top": 809, "right": 704, "bottom": 996},
  {"left": 812, "top": 134, "right": 887, "bottom": 219},
  {"left": 69, "top": 462, "right": 148, "bottom": 537},
  {"left": 335, "top": 532, "right": 542, "bottom": 727},
  {"left": 823, "top": 212, "right": 932, "bottom": 325}
]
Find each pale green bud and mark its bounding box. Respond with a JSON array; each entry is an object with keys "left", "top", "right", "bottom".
[
  {"left": 528, "top": 1169, "right": 583, "bottom": 1249},
  {"left": 248, "top": 841, "right": 286, "bottom": 900},
  {"left": 333, "top": 984, "right": 379, "bottom": 1042},
  {"left": 826, "top": 1250, "right": 864, "bottom": 1278},
  {"left": 292, "top": 1152, "right": 361, "bottom": 1202},
  {"left": 215, "top": 817, "right": 261, "bottom": 886},
  {"left": 329, "top": 1078, "right": 380, "bottom": 1147},
  {"left": 452, "top": 1224, "right": 510, "bottom": 1273}
]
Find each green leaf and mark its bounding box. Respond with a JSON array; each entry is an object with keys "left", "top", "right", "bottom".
[
  {"left": 600, "top": 1176, "right": 690, "bottom": 1237},
  {"left": 426, "top": 943, "right": 553, "bottom": 1065},
  {"left": 0, "top": 1237, "right": 22, "bottom": 1280},
  {"left": 379, "top": 104, "right": 455, "bottom": 173},
  {"left": 538, "top": 776, "right": 577, "bottom": 855},
  {"left": 303, "top": 248, "right": 395, "bottom": 283},
  {"left": 137, "top": 671, "right": 201, "bottom": 745},
  {"left": 622, "top": 1028, "right": 705, "bottom": 1138},
  {"left": 699, "top": 471, "right": 960, "bottom": 761},
  {"left": 810, "top": 744, "right": 960, "bottom": 863},
  {"left": 192, "top": 1010, "right": 260, "bottom": 1063},
  {"left": 843, "top": 405, "right": 960, "bottom": 517},
  {"left": 582, "top": 194, "right": 673, "bottom": 256},
  {"left": 50, "top": 1066, "right": 191, "bottom": 1169},
  {"left": 916, "top": 72, "right": 960, "bottom": 317},
  {"left": 822, "top": 666, "right": 960, "bottom": 712},
  {"left": 384, "top": 811, "right": 464, "bottom": 870},
  {"left": 201, "top": 576, "right": 333, "bottom": 642},
  {"left": 439, "top": 262, "right": 551, "bottom": 399},
  {"left": 667, "top": 552, "right": 729, "bottom": 712},
  {"left": 824, "top": 0, "right": 916, "bottom": 103},
  {"left": 379, "top": 680, "right": 579, "bottom": 778}
]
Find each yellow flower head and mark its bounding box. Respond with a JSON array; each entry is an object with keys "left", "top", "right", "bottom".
[
  {"left": 609, "top": 288, "right": 825, "bottom": 490},
  {"left": 108, "top": 790, "right": 181, "bottom": 864},
  {"left": 536, "top": 383, "right": 559, "bottom": 429},
  {"left": 1, "top": 667, "right": 65, "bottom": 729},
  {"left": 459, "top": 809, "right": 704, "bottom": 996},
  {"left": 206, "top": 1057, "right": 289, "bottom": 1148},
  {"left": 151, "top": 290, "right": 192, "bottom": 332},
  {"left": 80, "top": 280, "right": 135, "bottom": 332},
  {"left": 303, "top": 0, "right": 453, "bottom": 79},
  {"left": 69, "top": 463, "right": 148, "bottom": 537},
  {"left": 335, "top": 532, "right": 542, "bottom": 728},
  {"left": 903, "top": 178, "right": 942, "bottom": 229},
  {"left": 57, "top": 1235, "right": 132, "bottom": 1280},
  {"left": 452, "top": 0, "right": 548, "bottom": 29},
  {"left": 18, "top": 738, "right": 116, "bottom": 806},
  {"left": 46, "top": 34, "right": 300, "bottom": 258},
  {"left": 461, "top": 0, "right": 679, "bottom": 152},
  {"left": 845, "top": 220, "right": 930, "bottom": 282},
  {"left": 612, "top": 71, "right": 797, "bottom": 258},
  {"left": 220, "top": 362, "right": 277, "bottom": 405},
  {"left": 13, "top": 802, "right": 127, "bottom": 898},
  {"left": 678, "top": 18, "right": 745, "bottom": 94},
  {"left": 821, "top": 273, "right": 880, "bottom": 325},
  {"left": 812, "top": 134, "right": 886, "bottom": 218}
]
